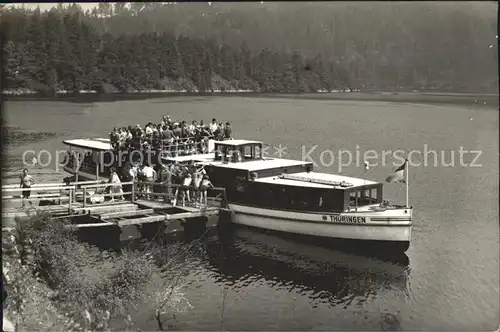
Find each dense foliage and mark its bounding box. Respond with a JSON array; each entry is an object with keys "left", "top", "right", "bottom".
[
  {"left": 1, "top": 2, "right": 497, "bottom": 94},
  {"left": 3, "top": 213, "right": 193, "bottom": 331}
]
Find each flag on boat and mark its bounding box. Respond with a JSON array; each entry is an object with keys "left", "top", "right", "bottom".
[{"left": 385, "top": 159, "right": 407, "bottom": 183}]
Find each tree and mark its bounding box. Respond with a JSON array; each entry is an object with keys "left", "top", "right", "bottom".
[{"left": 1, "top": 3, "right": 497, "bottom": 94}]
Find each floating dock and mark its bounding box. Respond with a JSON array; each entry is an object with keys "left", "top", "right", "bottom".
[{"left": 2, "top": 180, "right": 228, "bottom": 231}]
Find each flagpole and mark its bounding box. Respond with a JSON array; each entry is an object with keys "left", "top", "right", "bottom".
[{"left": 405, "top": 158, "right": 409, "bottom": 208}]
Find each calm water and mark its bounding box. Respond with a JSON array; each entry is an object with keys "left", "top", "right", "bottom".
[{"left": 3, "top": 96, "right": 499, "bottom": 330}]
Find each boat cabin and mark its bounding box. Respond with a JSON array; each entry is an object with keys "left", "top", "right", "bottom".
[
  {"left": 250, "top": 172, "right": 383, "bottom": 213},
  {"left": 214, "top": 140, "right": 264, "bottom": 163},
  {"left": 62, "top": 138, "right": 113, "bottom": 181},
  {"left": 204, "top": 140, "right": 383, "bottom": 214}
]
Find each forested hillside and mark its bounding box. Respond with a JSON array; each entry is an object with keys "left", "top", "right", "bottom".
[{"left": 1, "top": 2, "right": 497, "bottom": 94}]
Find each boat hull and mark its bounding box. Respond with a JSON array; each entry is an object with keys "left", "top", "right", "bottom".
[{"left": 227, "top": 203, "right": 412, "bottom": 252}]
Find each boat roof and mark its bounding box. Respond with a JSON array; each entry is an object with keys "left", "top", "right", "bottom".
[
  {"left": 63, "top": 138, "right": 112, "bottom": 151},
  {"left": 254, "top": 171, "right": 379, "bottom": 189},
  {"left": 201, "top": 158, "right": 312, "bottom": 171},
  {"left": 215, "top": 139, "right": 262, "bottom": 146}
]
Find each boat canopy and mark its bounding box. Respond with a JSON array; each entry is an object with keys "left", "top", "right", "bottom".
[
  {"left": 254, "top": 171, "right": 380, "bottom": 189},
  {"left": 63, "top": 138, "right": 112, "bottom": 151}
]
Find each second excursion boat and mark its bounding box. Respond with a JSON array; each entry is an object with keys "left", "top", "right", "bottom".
[{"left": 198, "top": 140, "right": 413, "bottom": 252}]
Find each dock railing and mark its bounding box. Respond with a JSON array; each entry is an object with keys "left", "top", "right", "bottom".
[
  {"left": 1, "top": 180, "right": 105, "bottom": 190},
  {"left": 132, "top": 180, "right": 228, "bottom": 209},
  {"left": 2, "top": 184, "right": 77, "bottom": 213},
  {"left": 3, "top": 179, "right": 228, "bottom": 214},
  {"left": 78, "top": 181, "right": 135, "bottom": 208}
]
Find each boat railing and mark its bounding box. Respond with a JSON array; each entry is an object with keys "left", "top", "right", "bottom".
[
  {"left": 158, "top": 136, "right": 215, "bottom": 156},
  {"left": 112, "top": 135, "right": 214, "bottom": 148}
]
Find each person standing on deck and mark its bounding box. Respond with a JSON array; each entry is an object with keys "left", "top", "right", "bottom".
[
  {"left": 215, "top": 122, "right": 225, "bottom": 140},
  {"left": 162, "top": 125, "right": 174, "bottom": 156},
  {"left": 209, "top": 118, "right": 218, "bottom": 134},
  {"left": 180, "top": 121, "right": 187, "bottom": 139},
  {"left": 164, "top": 115, "right": 172, "bottom": 127},
  {"left": 188, "top": 121, "right": 197, "bottom": 136},
  {"left": 20, "top": 169, "right": 35, "bottom": 207},
  {"left": 142, "top": 164, "right": 157, "bottom": 200},
  {"left": 145, "top": 123, "right": 153, "bottom": 136},
  {"left": 110, "top": 127, "right": 119, "bottom": 151},
  {"left": 223, "top": 122, "right": 233, "bottom": 140},
  {"left": 173, "top": 123, "right": 182, "bottom": 156},
  {"left": 109, "top": 168, "right": 124, "bottom": 202}
]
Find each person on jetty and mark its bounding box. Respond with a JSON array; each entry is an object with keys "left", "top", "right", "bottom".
[
  {"left": 173, "top": 172, "right": 192, "bottom": 207},
  {"left": 200, "top": 174, "right": 213, "bottom": 207},
  {"left": 190, "top": 163, "right": 205, "bottom": 204},
  {"left": 181, "top": 173, "right": 192, "bottom": 207},
  {"left": 108, "top": 168, "right": 124, "bottom": 202},
  {"left": 141, "top": 164, "right": 157, "bottom": 200},
  {"left": 20, "top": 168, "right": 35, "bottom": 207},
  {"left": 158, "top": 163, "right": 173, "bottom": 202},
  {"left": 125, "top": 162, "right": 139, "bottom": 199}
]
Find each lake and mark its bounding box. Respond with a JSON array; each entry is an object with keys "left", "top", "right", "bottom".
[{"left": 3, "top": 95, "right": 499, "bottom": 330}]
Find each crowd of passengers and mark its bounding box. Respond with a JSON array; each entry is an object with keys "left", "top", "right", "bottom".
[
  {"left": 109, "top": 116, "right": 233, "bottom": 155},
  {"left": 107, "top": 160, "right": 214, "bottom": 207}
]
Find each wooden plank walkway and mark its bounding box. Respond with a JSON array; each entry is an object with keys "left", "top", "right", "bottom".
[{"left": 89, "top": 199, "right": 221, "bottom": 228}]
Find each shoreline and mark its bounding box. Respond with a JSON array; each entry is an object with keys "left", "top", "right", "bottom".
[
  {"left": 261, "top": 91, "right": 499, "bottom": 108},
  {"left": 3, "top": 90, "right": 498, "bottom": 108}
]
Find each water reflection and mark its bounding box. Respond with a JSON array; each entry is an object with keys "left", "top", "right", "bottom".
[{"left": 205, "top": 226, "right": 411, "bottom": 308}]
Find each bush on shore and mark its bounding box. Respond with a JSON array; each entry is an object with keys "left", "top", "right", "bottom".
[{"left": 3, "top": 212, "right": 192, "bottom": 331}]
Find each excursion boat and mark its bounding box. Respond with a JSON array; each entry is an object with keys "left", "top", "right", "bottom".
[
  {"left": 62, "top": 138, "right": 113, "bottom": 182},
  {"left": 197, "top": 140, "right": 413, "bottom": 252},
  {"left": 61, "top": 137, "right": 413, "bottom": 252},
  {"left": 61, "top": 137, "right": 216, "bottom": 181}
]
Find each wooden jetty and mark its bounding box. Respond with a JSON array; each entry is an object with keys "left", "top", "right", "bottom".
[{"left": 2, "top": 180, "right": 228, "bottom": 231}]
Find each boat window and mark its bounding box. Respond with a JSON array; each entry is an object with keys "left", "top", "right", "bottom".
[
  {"left": 358, "top": 190, "right": 370, "bottom": 205},
  {"left": 349, "top": 191, "right": 357, "bottom": 206},
  {"left": 255, "top": 145, "right": 262, "bottom": 159},
  {"left": 243, "top": 145, "right": 253, "bottom": 159},
  {"left": 349, "top": 188, "right": 379, "bottom": 206}
]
